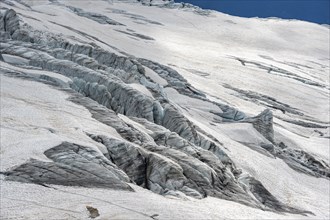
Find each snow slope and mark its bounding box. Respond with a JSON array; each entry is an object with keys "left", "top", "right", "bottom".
[{"left": 0, "top": 0, "right": 329, "bottom": 219}]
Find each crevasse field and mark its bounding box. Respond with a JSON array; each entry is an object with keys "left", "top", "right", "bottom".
[{"left": 0, "top": 0, "right": 329, "bottom": 219}]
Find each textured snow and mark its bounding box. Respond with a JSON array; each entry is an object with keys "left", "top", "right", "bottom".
[
  {"left": 1, "top": 0, "right": 329, "bottom": 219},
  {"left": 0, "top": 75, "right": 121, "bottom": 170},
  {"left": 0, "top": 175, "right": 322, "bottom": 220}
]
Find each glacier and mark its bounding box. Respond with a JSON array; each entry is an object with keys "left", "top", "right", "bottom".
[{"left": 0, "top": 0, "right": 329, "bottom": 219}]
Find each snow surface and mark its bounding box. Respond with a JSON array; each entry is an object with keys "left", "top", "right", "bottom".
[{"left": 1, "top": 0, "right": 329, "bottom": 219}]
